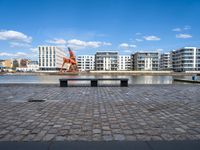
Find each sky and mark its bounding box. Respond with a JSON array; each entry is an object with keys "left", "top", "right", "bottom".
[{"left": 0, "top": 0, "right": 200, "bottom": 60}]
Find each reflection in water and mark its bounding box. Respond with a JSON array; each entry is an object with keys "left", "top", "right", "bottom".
[
  {"left": 1, "top": 74, "right": 199, "bottom": 84},
  {"left": 0, "top": 74, "right": 176, "bottom": 84},
  {"left": 129, "top": 76, "right": 172, "bottom": 84}
]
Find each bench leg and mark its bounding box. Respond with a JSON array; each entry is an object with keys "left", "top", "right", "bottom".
[
  {"left": 60, "top": 81, "right": 68, "bottom": 87},
  {"left": 91, "top": 80, "right": 98, "bottom": 87},
  {"left": 120, "top": 80, "right": 128, "bottom": 87}
]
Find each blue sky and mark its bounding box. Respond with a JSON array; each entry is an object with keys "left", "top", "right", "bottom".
[{"left": 0, "top": 0, "right": 200, "bottom": 60}]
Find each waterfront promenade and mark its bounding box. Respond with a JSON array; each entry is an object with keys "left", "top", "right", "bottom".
[{"left": 0, "top": 84, "right": 200, "bottom": 142}]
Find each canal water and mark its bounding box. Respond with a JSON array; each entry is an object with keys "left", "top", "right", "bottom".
[{"left": 0, "top": 74, "right": 198, "bottom": 84}]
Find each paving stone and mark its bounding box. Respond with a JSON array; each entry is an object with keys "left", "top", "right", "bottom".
[
  {"left": 103, "top": 130, "right": 112, "bottom": 135},
  {"left": 126, "top": 135, "right": 137, "bottom": 141},
  {"left": 123, "top": 130, "right": 133, "bottom": 135},
  {"left": 0, "top": 130, "right": 9, "bottom": 135},
  {"left": 151, "top": 136, "right": 163, "bottom": 140},
  {"left": 0, "top": 84, "right": 200, "bottom": 141},
  {"left": 175, "top": 128, "right": 186, "bottom": 133},
  {"left": 114, "top": 134, "right": 125, "bottom": 140},
  {"left": 42, "top": 134, "right": 55, "bottom": 141},
  {"left": 93, "top": 129, "right": 101, "bottom": 134},
  {"left": 102, "top": 126, "right": 110, "bottom": 130},
  {"left": 53, "top": 125, "right": 62, "bottom": 128},
  {"left": 21, "top": 130, "right": 30, "bottom": 135},
  {"left": 103, "top": 135, "right": 113, "bottom": 141},
  {"left": 55, "top": 136, "right": 66, "bottom": 141}
]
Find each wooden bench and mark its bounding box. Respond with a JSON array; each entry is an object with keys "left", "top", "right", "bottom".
[{"left": 59, "top": 78, "right": 129, "bottom": 87}]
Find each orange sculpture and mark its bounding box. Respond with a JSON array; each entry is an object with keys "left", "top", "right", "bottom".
[{"left": 60, "top": 47, "right": 78, "bottom": 72}]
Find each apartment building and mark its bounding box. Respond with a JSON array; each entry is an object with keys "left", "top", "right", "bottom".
[
  {"left": 16, "top": 61, "right": 39, "bottom": 72},
  {"left": 160, "top": 52, "right": 172, "bottom": 70},
  {"left": 95, "top": 51, "right": 118, "bottom": 71},
  {"left": 172, "top": 47, "right": 200, "bottom": 72},
  {"left": 77, "top": 55, "right": 95, "bottom": 71},
  {"left": 38, "top": 46, "right": 65, "bottom": 71},
  {"left": 131, "top": 51, "right": 160, "bottom": 70},
  {"left": 118, "top": 55, "right": 131, "bottom": 70}
]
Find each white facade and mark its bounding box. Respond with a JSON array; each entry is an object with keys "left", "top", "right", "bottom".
[
  {"left": 95, "top": 51, "right": 118, "bottom": 71},
  {"left": 118, "top": 55, "right": 131, "bottom": 70},
  {"left": 16, "top": 61, "right": 39, "bottom": 72},
  {"left": 27, "top": 61, "right": 39, "bottom": 72},
  {"left": 77, "top": 55, "right": 95, "bottom": 71},
  {"left": 172, "top": 47, "right": 200, "bottom": 72},
  {"left": 131, "top": 51, "right": 160, "bottom": 71},
  {"left": 38, "top": 46, "right": 65, "bottom": 71},
  {"left": 160, "top": 52, "right": 171, "bottom": 70},
  {"left": 16, "top": 67, "right": 28, "bottom": 72}
]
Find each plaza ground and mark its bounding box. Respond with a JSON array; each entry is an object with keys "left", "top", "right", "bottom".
[{"left": 0, "top": 84, "right": 200, "bottom": 142}]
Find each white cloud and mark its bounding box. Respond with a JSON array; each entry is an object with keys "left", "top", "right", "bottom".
[
  {"left": 58, "top": 45, "right": 67, "bottom": 49},
  {"left": 119, "top": 43, "right": 129, "bottom": 49},
  {"left": 144, "top": 36, "right": 160, "bottom": 41},
  {"left": 172, "top": 28, "right": 181, "bottom": 32},
  {"left": 135, "top": 39, "right": 143, "bottom": 42},
  {"left": 10, "top": 42, "right": 31, "bottom": 48},
  {"left": 0, "top": 30, "right": 32, "bottom": 43},
  {"left": 119, "top": 43, "right": 136, "bottom": 49},
  {"left": 130, "top": 44, "right": 137, "bottom": 48},
  {"left": 172, "top": 26, "right": 191, "bottom": 32},
  {"left": 0, "top": 52, "right": 28, "bottom": 57},
  {"left": 0, "top": 52, "right": 13, "bottom": 57},
  {"left": 46, "top": 38, "right": 67, "bottom": 44},
  {"left": 46, "top": 38, "right": 67, "bottom": 49},
  {"left": 30, "top": 47, "right": 38, "bottom": 53},
  {"left": 67, "top": 39, "right": 112, "bottom": 49},
  {"left": 46, "top": 38, "right": 112, "bottom": 49},
  {"left": 15, "top": 52, "right": 27, "bottom": 57},
  {"left": 184, "top": 25, "right": 191, "bottom": 30},
  {"left": 102, "top": 42, "right": 112, "bottom": 46},
  {"left": 176, "top": 34, "right": 192, "bottom": 39}
]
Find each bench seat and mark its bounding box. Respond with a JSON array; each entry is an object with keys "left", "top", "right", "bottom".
[{"left": 59, "top": 78, "right": 128, "bottom": 87}]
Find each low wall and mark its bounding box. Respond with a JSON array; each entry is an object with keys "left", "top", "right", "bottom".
[
  {"left": 1, "top": 71, "right": 198, "bottom": 76},
  {"left": 89, "top": 71, "right": 195, "bottom": 76},
  {"left": 90, "top": 71, "right": 172, "bottom": 74}
]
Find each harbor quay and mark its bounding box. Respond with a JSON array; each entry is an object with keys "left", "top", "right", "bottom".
[{"left": 0, "top": 84, "right": 200, "bottom": 142}]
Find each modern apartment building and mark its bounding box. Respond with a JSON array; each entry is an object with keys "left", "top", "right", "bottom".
[
  {"left": 172, "top": 47, "right": 200, "bottom": 72},
  {"left": 197, "top": 48, "right": 200, "bottom": 70},
  {"left": 95, "top": 51, "right": 118, "bottom": 71},
  {"left": 77, "top": 55, "right": 95, "bottom": 71},
  {"left": 118, "top": 55, "right": 131, "bottom": 70},
  {"left": 131, "top": 51, "right": 160, "bottom": 71},
  {"left": 16, "top": 61, "right": 39, "bottom": 72},
  {"left": 160, "top": 52, "right": 172, "bottom": 70},
  {"left": 38, "top": 46, "right": 65, "bottom": 71},
  {"left": 27, "top": 61, "right": 39, "bottom": 72}
]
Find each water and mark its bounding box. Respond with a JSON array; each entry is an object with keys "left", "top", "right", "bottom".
[{"left": 0, "top": 74, "right": 198, "bottom": 84}]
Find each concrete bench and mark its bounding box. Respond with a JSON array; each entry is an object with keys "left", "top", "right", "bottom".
[{"left": 59, "top": 78, "right": 128, "bottom": 87}]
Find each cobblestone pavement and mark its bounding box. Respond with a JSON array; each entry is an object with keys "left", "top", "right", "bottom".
[{"left": 0, "top": 84, "right": 200, "bottom": 141}]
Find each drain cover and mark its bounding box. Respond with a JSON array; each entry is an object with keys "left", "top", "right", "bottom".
[{"left": 28, "top": 99, "right": 45, "bottom": 102}]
